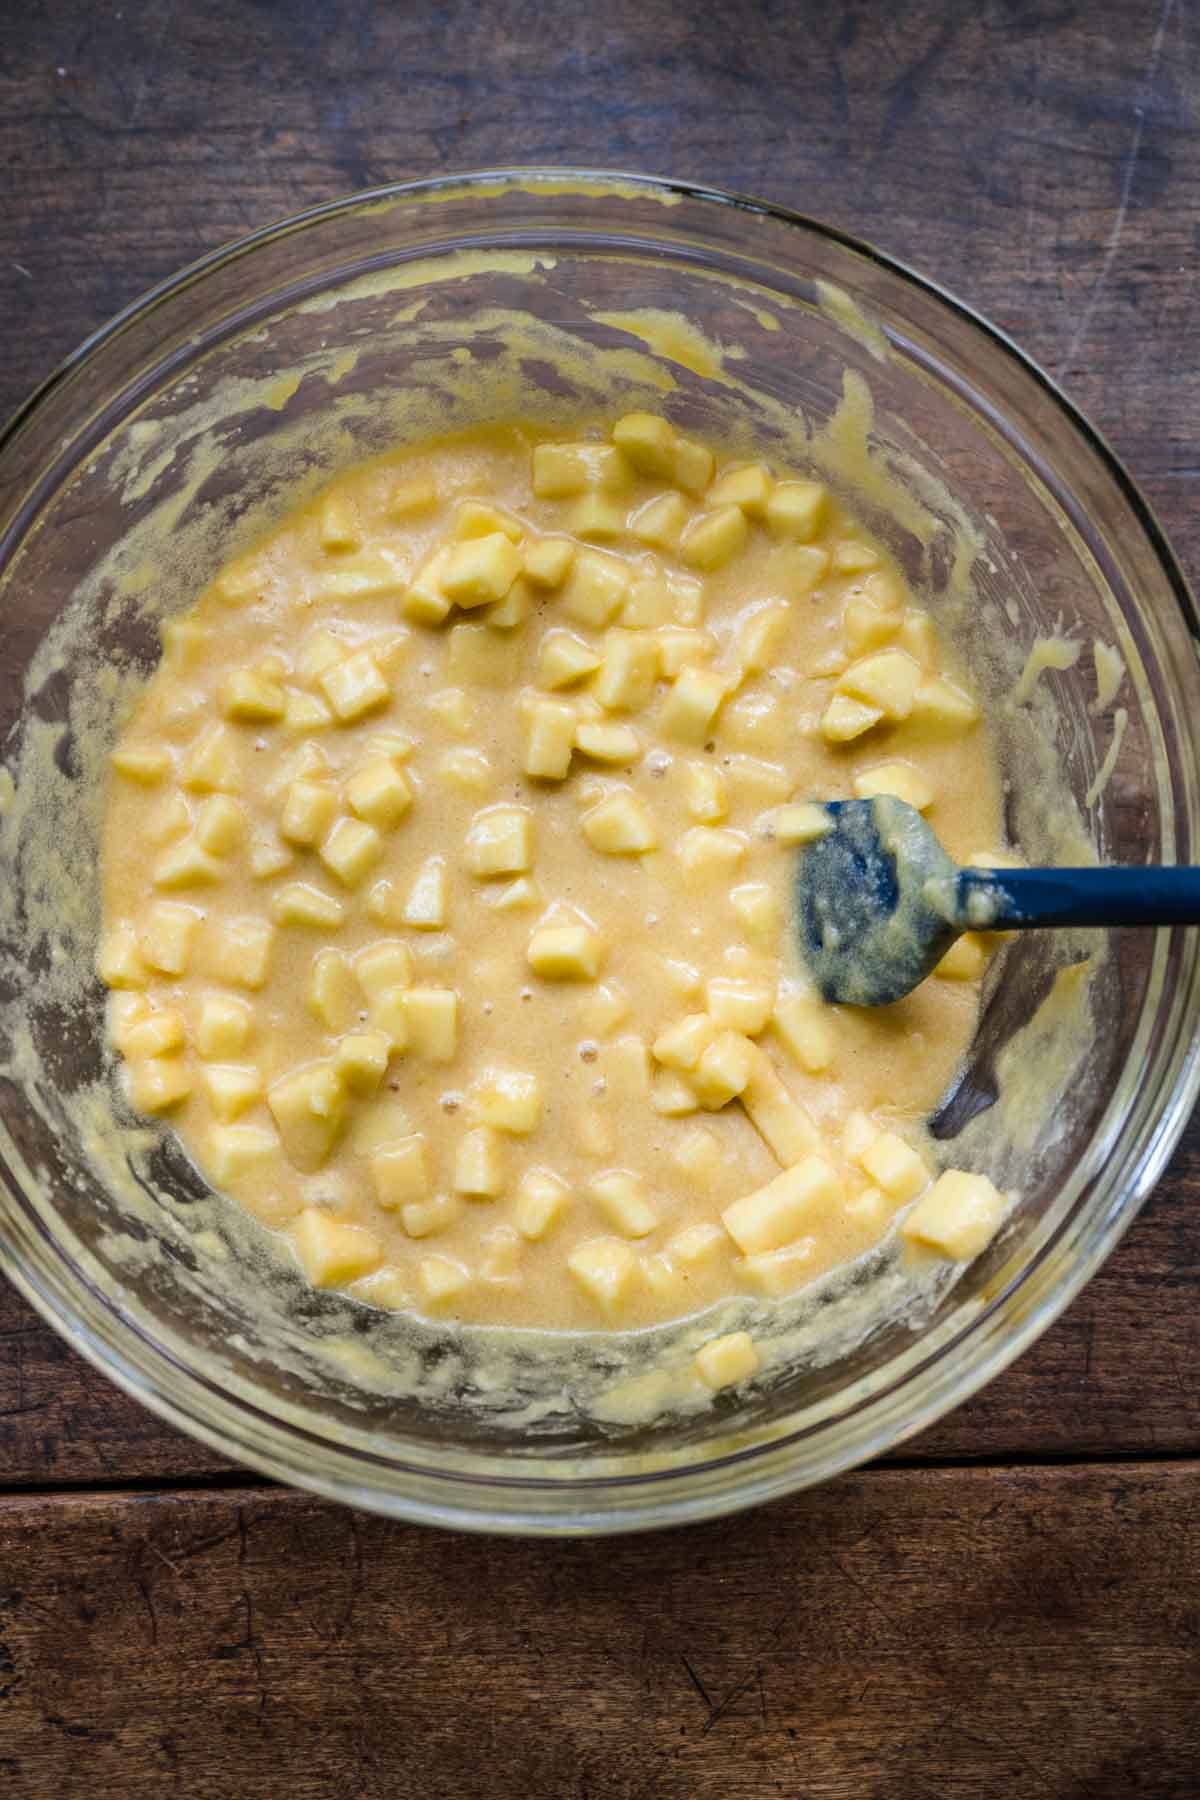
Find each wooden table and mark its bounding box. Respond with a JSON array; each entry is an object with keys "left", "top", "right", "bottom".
[{"left": 1, "top": 3, "right": 1197, "bottom": 1793}]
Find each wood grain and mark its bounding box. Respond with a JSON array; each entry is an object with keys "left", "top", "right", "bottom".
[
  {"left": 0, "top": 0, "right": 1197, "bottom": 1496},
  {"left": 1, "top": 1465, "right": 1198, "bottom": 1798}
]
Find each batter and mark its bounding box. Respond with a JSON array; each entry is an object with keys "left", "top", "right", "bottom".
[{"left": 98, "top": 416, "right": 1007, "bottom": 1378}]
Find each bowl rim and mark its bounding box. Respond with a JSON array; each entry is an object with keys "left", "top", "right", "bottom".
[{"left": 2, "top": 165, "right": 1197, "bottom": 1534}]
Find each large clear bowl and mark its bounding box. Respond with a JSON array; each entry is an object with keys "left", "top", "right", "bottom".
[{"left": 1, "top": 170, "right": 1197, "bottom": 1534}]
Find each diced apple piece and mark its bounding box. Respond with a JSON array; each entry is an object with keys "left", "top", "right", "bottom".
[
  {"left": 669, "top": 1128, "right": 723, "bottom": 1187},
  {"left": 371, "top": 1135, "right": 429, "bottom": 1209},
  {"left": 402, "top": 988, "right": 459, "bottom": 1061},
  {"left": 860, "top": 1130, "right": 930, "bottom": 1203},
  {"left": 723, "top": 1155, "right": 841, "bottom": 1254},
  {"left": 401, "top": 548, "right": 453, "bottom": 626},
  {"left": 853, "top": 762, "right": 933, "bottom": 811},
  {"left": 533, "top": 442, "right": 630, "bottom": 497},
  {"left": 318, "top": 648, "right": 390, "bottom": 723},
  {"left": 820, "top": 693, "right": 884, "bottom": 743},
  {"left": 910, "top": 675, "right": 979, "bottom": 732},
  {"left": 485, "top": 578, "right": 532, "bottom": 631},
  {"left": 676, "top": 826, "right": 746, "bottom": 877},
  {"left": 897, "top": 610, "right": 937, "bottom": 668},
  {"left": 523, "top": 535, "right": 576, "bottom": 589},
  {"left": 347, "top": 758, "right": 413, "bottom": 829},
  {"left": 559, "top": 549, "right": 628, "bottom": 628},
  {"left": 292, "top": 1208, "right": 382, "bottom": 1288},
  {"left": 192, "top": 794, "right": 244, "bottom": 857},
  {"left": 527, "top": 922, "right": 605, "bottom": 980},
  {"left": 838, "top": 649, "right": 922, "bottom": 721},
  {"left": 629, "top": 491, "right": 689, "bottom": 553},
  {"left": 120, "top": 1007, "right": 183, "bottom": 1060},
  {"left": 317, "top": 490, "right": 361, "bottom": 552},
  {"left": 536, "top": 629, "right": 599, "bottom": 692},
  {"left": 707, "top": 977, "right": 773, "bottom": 1035},
  {"left": 440, "top": 532, "right": 523, "bottom": 608},
  {"left": 567, "top": 493, "right": 626, "bottom": 542},
  {"left": 125, "top": 1056, "right": 192, "bottom": 1115},
  {"left": 152, "top": 837, "right": 224, "bottom": 890},
  {"left": 272, "top": 882, "right": 346, "bottom": 929},
  {"left": 319, "top": 816, "right": 383, "bottom": 888},
  {"left": 268, "top": 1062, "right": 346, "bottom": 1171},
  {"left": 418, "top": 1255, "right": 472, "bottom": 1307},
  {"left": 739, "top": 1045, "right": 822, "bottom": 1166},
  {"left": 612, "top": 411, "right": 677, "bottom": 477},
  {"left": 660, "top": 665, "right": 728, "bottom": 743},
  {"left": 280, "top": 779, "right": 339, "bottom": 847},
  {"left": 385, "top": 475, "right": 437, "bottom": 518},
  {"left": 581, "top": 789, "right": 658, "bottom": 854},
  {"left": 403, "top": 858, "right": 448, "bottom": 929},
  {"left": 201, "top": 1063, "right": 263, "bottom": 1122},
  {"left": 205, "top": 1123, "right": 278, "bottom": 1184},
  {"left": 695, "top": 1330, "right": 759, "bottom": 1390},
  {"left": 451, "top": 499, "right": 523, "bottom": 543},
  {"left": 593, "top": 628, "right": 659, "bottom": 712},
  {"left": 111, "top": 745, "right": 170, "bottom": 785},
  {"left": 221, "top": 669, "right": 286, "bottom": 723},
  {"left": 774, "top": 996, "right": 835, "bottom": 1073},
  {"left": 454, "top": 1125, "right": 505, "bottom": 1198},
  {"left": 471, "top": 1068, "right": 542, "bottom": 1134},
  {"left": 463, "top": 805, "right": 532, "bottom": 877},
  {"left": 567, "top": 1237, "right": 638, "bottom": 1315},
  {"left": 672, "top": 437, "right": 715, "bottom": 495},
  {"left": 832, "top": 540, "right": 879, "bottom": 574},
  {"left": 656, "top": 627, "right": 717, "bottom": 678},
  {"left": 196, "top": 994, "right": 253, "bottom": 1059},
  {"left": 769, "top": 543, "right": 830, "bottom": 598},
  {"left": 98, "top": 924, "right": 148, "bottom": 990},
  {"left": 691, "top": 1030, "right": 756, "bottom": 1109},
  {"left": 335, "top": 1030, "right": 391, "bottom": 1095},
  {"left": 426, "top": 687, "right": 472, "bottom": 734},
  {"left": 485, "top": 875, "right": 542, "bottom": 911},
  {"left": 901, "top": 1169, "right": 1005, "bottom": 1260},
  {"left": 139, "top": 902, "right": 200, "bottom": 976},
  {"left": 766, "top": 475, "right": 825, "bottom": 536},
  {"left": 711, "top": 463, "right": 773, "bottom": 517},
  {"left": 652, "top": 1012, "right": 716, "bottom": 1072},
  {"left": 208, "top": 915, "right": 274, "bottom": 990},
  {"left": 574, "top": 721, "right": 641, "bottom": 765},
  {"left": 307, "top": 949, "right": 356, "bottom": 1032},
  {"left": 650, "top": 1071, "right": 701, "bottom": 1116},
  {"left": 514, "top": 1167, "right": 571, "bottom": 1240},
  {"left": 180, "top": 722, "right": 241, "bottom": 794},
  {"left": 522, "top": 698, "right": 576, "bottom": 779},
  {"left": 680, "top": 505, "right": 748, "bottom": 571},
  {"left": 588, "top": 1169, "right": 657, "bottom": 1238}
]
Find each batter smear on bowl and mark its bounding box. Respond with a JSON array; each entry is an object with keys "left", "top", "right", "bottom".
[{"left": 98, "top": 416, "right": 1009, "bottom": 1369}]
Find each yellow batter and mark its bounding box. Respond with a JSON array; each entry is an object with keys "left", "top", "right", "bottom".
[{"left": 97, "top": 416, "right": 1007, "bottom": 1375}]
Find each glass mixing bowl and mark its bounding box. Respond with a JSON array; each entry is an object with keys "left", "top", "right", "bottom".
[{"left": 1, "top": 170, "right": 1197, "bottom": 1534}]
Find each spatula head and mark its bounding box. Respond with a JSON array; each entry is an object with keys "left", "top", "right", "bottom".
[{"left": 794, "top": 797, "right": 963, "bottom": 1006}]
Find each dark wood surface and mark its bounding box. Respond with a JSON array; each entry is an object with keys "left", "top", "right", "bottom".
[{"left": 1, "top": 1, "right": 1197, "bottom": 1792}]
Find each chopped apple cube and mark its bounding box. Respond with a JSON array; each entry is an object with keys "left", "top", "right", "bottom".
[
  {"left": 522, "top": 698, "right": 576, "bottom": 779},
  {"left": 711, "top": 462, "right": 773, "bottom": 516},
  {"left": 196, "top": 994, "right": 253, "bottom": 1059},
  {"left": 630, "top": 491, "right": 690, "bottom": 553},
  {"left": 471, "top": 1068, "right": 542, "bottom": 1134},
  {"left": 201, "top": 1063, "right": 263, "bottom": 1123},
  {"left": 354, "top": 940, "right": 413, "bottom": 997},
  {"left": 523, "top": 535, "right": 576, "bottom": 589},
  {"left": 271, "top": 882, "right": 346, "bottom": 929},
  {"left": 901, "top": 1169, "right": 1005, "bottom": 1259},
  {"left": 370, "top": 1135, "right": 428, "bottom": 1209},
  {"left": 559, "top": 549, "right": 628, "bottom": 628},
  {"left": 463, "top": 805, "right": 532, "bottom": 877},
  {"left": 139, "top": 902, "right": 200, "bottom": 976},
  {"left": 739, "top": 1045, "right": 821, "bottom": 1166},
  {"left": 650, "top": 1071, "right": 701, "bottom": 1116},
  {"left": 676, "top": 826, "right": 746, "bottom": 877},
  {"left": 220, "top": 668, "right": 286, "bottom": 723},
  {"left": 533, "top": 441, "right": 630, "bottom": 497},
  {"left": 691, "top": 1030, "right": 756, "bottom": 1109},
  {"left": 567, "top": 493, "right": 626, "bottom": 542},
  {"left": 205, "top": 1122, "right": 278, "bottom": 1184},
  {"left": 454, "top": 1125, "right": 505, "bottom": 1198},
  {"left": 612, "top": 411, "right": 677, "bottom": 477},
  {"left": 335, "top": 1030, "right": 391, "bottom": 1095},
  {"left": 723, "top": 1155, "right": 841, "bottom": 1254},
  {"left": 588, "top": 1169, "right": 657, "bottom": 1238},
  {"left": 656, "top": 627, "right": 716, "bottom": 678},
  {"left": 280, "top": 779, "right": 338, "bottom": 847},
  {"left": 346, "top": 758, "right": 413, "bottom": 829},
  {"left": 124, "top": 1056, "right": 191, "bottom": 1114},
  {"left": 111, "top": 745, "right": 170, "bottom": 785},
  {"left": 910, "top": 676, "right": 979, "bottom": 732},
  {"left": 819, "top": 693, "right": 884, "bottom": 743},
  {"left": 593, "top": 629, "right": 659, "bottom": 712},
  {"left": 537, "top": 629, "right": 601, "bottom": 689},
  {"left": 838, "top": 649, "right": 922, "bottom": 721},
  {"left": 765, "top": 479, "right": 825, "bottom": 540},
  {"left": 515, "top": 1167, "right": 571, "bottom": 1240},
  {"left": 98, "top": 924, "right": 148, "bottom": 989},
  {"left": 418, "top": 1255, "right": 472, "bottom": 1307},
  {"left": 319, "top": 816, "right": 384, "bottom": 888},
  {"left": 385, "top": 475, "right": 438, "bottom": 518},
  {"left": 853, "top": 762, "right": 933, "bottom": 811},
  {"left": 208, "top": 915, "right": 274, "bottom": 990},
  {"left": 307, "top": 949, "right": 356, "bottom": 1032},
  {"left": 774, "top": 996, "right": 835, "bottom": 1073},
  {"left": 440, "top": 532, "right": 523, "bottom": 608},
  {"left": 669, "top": 1128, "right": 723, "bottom": 1187},
  {"left": 401, "top": 548, "right": 453, "bottom": 626},
  {"left": 451, "top": 499, "right": 523, "bottom": 543},
  {"left": 402, "top": 987, "right": 459, "bottom": 1061},
  {"left": 672, "top": 437, "right": 715, "bottom": 495},
  {"left": 707, "top": 977, "right": 773, "bottom": 1035},
  {"left": 897, "top": 610, "right": 937, "bottom": 668},
  {"left": 292, "top": 1208, "right": 382, "bottom": 1288},
  {"left": 574, "top": 721, "right": 641, "bottom": 765},
  {"left": 769, "top": 543, "right": 830, "bottom": 597},
  {"left": 680, "top": 505, "right": 749, "bottom": 571},
  {"left": 695, "top": 1330, "right": 759, "bottom": 1390},
  {"left": 527, "top": 922, "right": 605, "bottom": 980},
  {"left": 843, "top": 596, "right": 900, "bottom": 656},
  {"left": 180, "top": 722, "right": 240, "bottom": 794},
  {"left": 267, "top": 1061, "right": 346, "bottom": 1170},
  {"left": 652, "top": 1012, "right": 717, "bottom": 1072},
  {"left": 860, "top": 1130, "right": 930, "bottom": 1202},
  {"left": 152, "top": 837, "right": 224, "bottom": 890},
  {"left": 401, "top": 1195, "right": 458, "bottom": 1239},
  {"left": 403, "top": 858, "right": 448, "bottom": 929},
  {"left": 318, "top": 648, "right": 390, "bottom": 723},
  {"left": 660, "top": 665, "right": 728, "bottom": 743},
  {"left": 567, "top": 1237, "right": 638, "bottom": 1315},
  {"left": 581, "top": 789, "right": 658, "bottom": 854}
]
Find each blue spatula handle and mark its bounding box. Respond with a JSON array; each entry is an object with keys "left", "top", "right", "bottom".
[{"left": 962, "top": 866, "right": 1200, "bottom": 931}]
